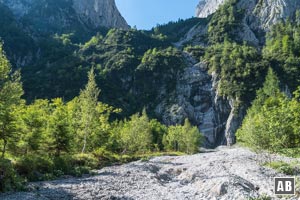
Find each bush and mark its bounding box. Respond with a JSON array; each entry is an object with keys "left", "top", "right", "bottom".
[
  {"left": 71, "top": 153, "right": 98, "bottom": 169},
  {"left": 93, "top": 147, "right": 121, "bottom": 165},
  {"left": 54, "top": 154, "right": 98, "bottom": 176},
  {"left": 14, "top": 155, "right": 54, "bottom": 181},
  {"left": 266, "top": 161, "right": 300, "bottom": 175},
  {"left": 163, "top": 119, "right": 203, "bottom": 154},
  {"left": 0, "top": 158, "right": 25, "bottom": 192}
]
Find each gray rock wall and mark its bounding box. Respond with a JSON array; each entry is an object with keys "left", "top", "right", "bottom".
[
  {"left": 73, "top": 0, "right": 129, "bottom": 29},
  {"left": 0, "top": 0, "right": 129, "bottom": 29},
  {"left": 155, "top": 53, "right": 234, "bottom": 147},
  {"left": 196, "top": 0, "right": 300, "bottom": 30}
]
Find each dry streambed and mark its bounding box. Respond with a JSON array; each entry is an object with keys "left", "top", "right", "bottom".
[{"left": 1, "top": 147, "right": 298, "bottom": 200}]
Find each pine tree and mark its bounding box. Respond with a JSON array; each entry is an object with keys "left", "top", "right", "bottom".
[
  {"left": 48, "top": 98, "right": 71, "bottom": 156},
  {"left": 236, "top": 68, "right": 289, "bottom": 152},
  {"left": 251, "top": 67, "right": 281, "bottom": 113},
  {"left": 78, "top": 68, "right": 100, "bottom": 153},
  {"left": 18, "top": 99, "right": 49, "bottom": 155},
  {"left": 0, "top": 44, "right": 23, "bottom": 158}
]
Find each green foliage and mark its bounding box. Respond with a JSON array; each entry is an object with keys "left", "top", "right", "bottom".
[
  {"left": 249, "top": 196, "right": 272, "bottom": 200},
  {"left": 237, "top": 70, "right": 300, "bottom": 152},
  {"left": 263, "top": 20, "right": 300, "bottom": 91},
  {"left": 205, "top": 42, "right": 267, "bottom": 104},
  {"left": 149, "top": 119, "right": 168, "bottom": 151},
  {"left": 77, "top": 68, "right": 100, "bottom": 153},
  {"left": 208, "top": 0, "right": 243, "bottom": 44},
  {"left": 15, "top": 154, "right": 55, "bottom": 181},
  {"left": 0, "top": 158, "right": 24, "bottom": 192},
  {"left": 163, "top": 119, "right": 203, "bottom": 154},
  {"left": 0, "top": 44, "right": 24, "bottom": 158},
  {"left": 52, "top": 153, "right": 97, "bottom": 177},
  {"left": 150, "top": 18, "right": 206, "bottom": 42},
  {"left": 184, "top": 45, "right": 206, "bottom": 61},
  {"left": 48, "top": 98, "right": 72, "bottom": 156},
  {"left": 265, "top": 161, "right": 300, "bottom": 175},
  {"left": 17, "top": 99, "right": 50, "bottom": 155},
  {"left": 118, "top": 110, "right": 153, "bottom": 154}
]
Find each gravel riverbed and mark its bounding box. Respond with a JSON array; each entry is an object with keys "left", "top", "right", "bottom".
[{"left": 1, "top": 146, "right": 298, "bottom": 200}]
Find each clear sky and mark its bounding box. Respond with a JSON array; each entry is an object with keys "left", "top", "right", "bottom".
[{"left": 115, "top": 0, "right": 200, "bottom": 30}]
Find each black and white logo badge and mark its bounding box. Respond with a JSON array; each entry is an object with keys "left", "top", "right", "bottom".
[{"left": 274, "top": 177, "right": 295, "bottom": 195}]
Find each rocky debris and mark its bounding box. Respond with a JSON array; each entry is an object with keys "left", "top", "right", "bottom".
[{"left": 1, "top": 147, "right": 298, "bottom": 200}]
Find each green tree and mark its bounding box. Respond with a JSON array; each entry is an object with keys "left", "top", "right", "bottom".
[
  {"left": 48, "top": 98, "right": 72, "bottom": 156},
  {"left": 0, "top": 44, "right": 23, "bottom": 158},
  {"left": 78, "top": 68, "right": 100, "bottom": 153},
  {"left": 119, "top": 110, "right": 153, "bottom": 154},
  {"left": 163, "top": 119, "right": 203, "bottom": 154},
  {"left": 236, "top": 68, "right": 294, "bottom": 152},
  {"left": 17, "top": 100, "right": 50, "bottom": 155}
]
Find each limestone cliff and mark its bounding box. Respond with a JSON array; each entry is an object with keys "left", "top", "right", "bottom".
[
  {"left": 196, "top": 0, "right": 300, "bottom": 30},
  {"left": 196, "top": 0, "right": 226, "bottom": 18},
  {"left": 73, "top": 0, "right": 129, "bottom": 29},
  {"left": 0, "top": 0, "right": 129, "bottom": 30},
  {"left": 0, "top": 0, "right": 129, "bottom": 67},
  {"left": 188, "top": 0, "right": 300, "bottom": 145}
]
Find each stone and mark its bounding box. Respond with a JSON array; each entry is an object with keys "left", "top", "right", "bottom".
[{"left": 210, "top": 182, "right": 228, "bottom": 196}]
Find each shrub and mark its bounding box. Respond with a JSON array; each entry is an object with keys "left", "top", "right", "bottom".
[
  {"left": 14, "top": 155, "right": 54, "bottom": 181},
  {"left": 0, "top": 158, "right": 25, "bottom": 192},
  {"left": 266, "top": 161, "right": 300, "bottom": 175},
  {"left": 71, "top": 153, "right": 98, "bottom": 169},
  {"left": 93, "top": 147, "right": 121, "bottom": 165},
  {"left": 54, "top": 154, "right": 98, "bottom": 176},
  {"left": 163, "top": 119, "right": 203, "bottom": 154}
]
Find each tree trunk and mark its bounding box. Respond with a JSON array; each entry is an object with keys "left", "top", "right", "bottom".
[
  {"left": 81, "top": 133, "right": 87, "bottom": 153},
  {"left": 1, "top": 139, "right": 7, "bottom": 158}
]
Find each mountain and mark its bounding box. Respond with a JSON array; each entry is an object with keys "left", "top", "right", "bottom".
[
  {"left": 169, "top": 0, "right": 300, "bottom": 146},
  {"left": 0, "top": 0, "right": 129, "bottom": 30},
  {"left": 0, "top": 0, "right": 129, "bottom": 67},
  {"left": 196, "top": 0, "right": 226, "bottom": 18},
  {"left": 195, "top": 0, "right": 300, "bottom": 45},
  {"left": 196, "top": 0, "right": 300, "bottom": 28},
  {"left": 1, "top": 0, "right": 300, "bottom": 147}
]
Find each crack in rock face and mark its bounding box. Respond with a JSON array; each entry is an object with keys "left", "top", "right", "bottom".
[{"left": 155, "top": 53, "right": 233, "bottom": 147}]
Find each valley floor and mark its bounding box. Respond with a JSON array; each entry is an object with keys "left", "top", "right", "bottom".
[{"left": 1, "top": 147, "right": 298, "bottom": 200}]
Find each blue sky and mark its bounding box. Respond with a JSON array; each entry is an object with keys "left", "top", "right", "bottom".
[{"left": 115, "top": 0, "right": 200, "bottom": 30}]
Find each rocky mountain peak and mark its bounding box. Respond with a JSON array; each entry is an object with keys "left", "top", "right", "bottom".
[
  {"left": 0, "top": 0, "right": 129, "bottom": 29},
  {"left": 196, "top": 0, "right": 226, "bottom": 18},
  {"left": 72, "top": 0, "right": 129, "bottom": 29},
  {"left": 196, "top": 0, "right": 300, "bottom": 30}
]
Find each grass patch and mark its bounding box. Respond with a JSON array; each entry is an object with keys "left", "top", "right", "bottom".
[
  {"left": 276, "top": 148, "right": 300, "bottom": 158},
  {"left": 265, "top": 161, "right": 300, "bottom": 175}
]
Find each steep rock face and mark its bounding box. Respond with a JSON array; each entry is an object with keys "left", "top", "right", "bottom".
[
  {"left": 196, "top": 0, "right": 300, "bottom": 30},
  {"left": 191, "top": 0, "right": 300, "bottom": 145},
  {"left": 196, "top": 0, "right": 226, "bottom": 18},
  {"left": 0, "top": 0, "right": 129, "bottom": 30},
  {"left": 155, "top": 53, "right": 232, "bottom": 147},
  {"left": 0, "top": 0, "right": 128, "bottom": 67},
  {"left": 73, "top": 0, "right": 129, "bottom": 29}
]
